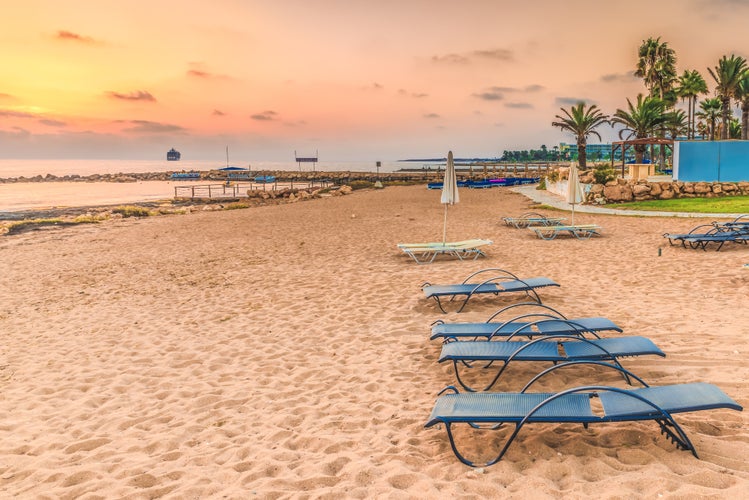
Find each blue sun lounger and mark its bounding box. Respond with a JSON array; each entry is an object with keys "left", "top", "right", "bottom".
[
  {"left": 421, "top": 268, "right": 560, "bottom": 313},
  {"left": 438, "top": 334, "right": 665, "bottom": 391},
  {"left": 430, "top": 303, "right": 622, "bottom": 342},
  {"left": 425, "top": 362, "right": 743, "bottom": 467},
  {"left": 664, "top": 217, "right": 749, "bottom": 250}
]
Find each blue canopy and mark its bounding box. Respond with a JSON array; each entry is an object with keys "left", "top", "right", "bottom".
[{"left": 219, "top": 166, "right": 248, "bottom": 171}]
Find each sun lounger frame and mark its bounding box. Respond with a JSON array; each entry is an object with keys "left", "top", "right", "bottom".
[
  {"left": 398, "top": 239, "right": 492, "bottom": 264},
  {"left": 438, "top": 331, "right": 665, "bottom": 391},
  {"left": 421, "top": 268, "right": 560, "bottom": 313},
  {"left": 425, "top": 362, "right": 743, "bottom": 467},
  {"left": 502, "top": 212, "right": 566, "bottom": 229},
  {"left": 529, "top": 224, "right": 601, "bottom": 240},
  {"left": 430, "top": 302, "right": 622, "bottom": 342}
]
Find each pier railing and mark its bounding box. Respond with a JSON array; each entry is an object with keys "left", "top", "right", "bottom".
[{"left": 174, "top": 179, "right": 331, "bottom": 200}]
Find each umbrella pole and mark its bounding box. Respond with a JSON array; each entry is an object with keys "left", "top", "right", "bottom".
[{"left": 443, "top": 204, "right": 448, "bottom": 244}]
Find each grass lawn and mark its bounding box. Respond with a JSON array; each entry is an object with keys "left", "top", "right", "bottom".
[{"left": 606, "top": 196, "right": 749, "bottom": 214}]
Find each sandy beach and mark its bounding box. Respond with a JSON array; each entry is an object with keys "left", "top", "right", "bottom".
[{"left": 1, "top": 185, "right": 747, "bottom": 498}]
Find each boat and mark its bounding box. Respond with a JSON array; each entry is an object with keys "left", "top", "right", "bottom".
[
  {"left": 167, "top": 148, "right": 181, "bottom": 161},
  {"left": 170, "top": 171, "right": 200, "bottom": 180}
]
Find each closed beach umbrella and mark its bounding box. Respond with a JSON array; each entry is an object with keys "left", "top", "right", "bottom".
[
  {"left": 441, "top": 151, "right": 460, "bottom": 243},
  {"left": 567, "top": 161, "right": 584, "bottom": 225}
]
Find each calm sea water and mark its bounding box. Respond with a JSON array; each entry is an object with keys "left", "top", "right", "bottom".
[{"left": 0, "top": 159, "right": 421, "bottom": 213}]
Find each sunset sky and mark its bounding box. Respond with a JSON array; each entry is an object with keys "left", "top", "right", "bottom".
[{"left": 2, "top": 0, "right": 749, "bottom": 162}]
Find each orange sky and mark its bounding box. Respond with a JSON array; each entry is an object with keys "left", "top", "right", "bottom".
[{"left": 2, "top": 0, "right": 749, "bottom": 161}]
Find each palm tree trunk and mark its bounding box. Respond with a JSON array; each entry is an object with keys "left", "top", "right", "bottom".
[
  {"left": 721, "top": 97, "right": 730, "bottom": 139},
  {"left": 743, "top": 101, "right": 749, "bottom": 140},
  {"left": 577, "top": 137, "right": 587, "bottom": 168}
]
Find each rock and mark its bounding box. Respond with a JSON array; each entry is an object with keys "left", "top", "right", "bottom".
[
  {"left": 603, "top": 184, "right": 633, "bottom": 202},
  {"left": 659, "top": 189, "right": 675, "bottom": 199},
  {"left": 339, "top": 185, "right": 353, "bottom": 195},
  {"left": 693, "top": 182, "right": 711, "bottom": 194}
]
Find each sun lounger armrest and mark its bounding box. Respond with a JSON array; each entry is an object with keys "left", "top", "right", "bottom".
[
  {"left": 520, "top": 361, "right": 650, "bottom": 393},
  {"left": 460, "top": 268, "right": 519, "bottom": 285},
  {"left": 484, "top": 302, "right": 566, "bottom": 323}
]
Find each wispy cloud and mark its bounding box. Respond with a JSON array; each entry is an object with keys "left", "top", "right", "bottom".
[
  {"left": 432, "top": 53, "right": 470, "bottom": 64},
  {"left": 106, "top": 90, "right": 157, "bottom": 102},
  {"left": 472, "top": 91, "right": 503, "bottom": 101},
  {"left": 433, "top": 48, "right": 513, "bottom": 64},
  {"left": 601, "top": 71, "right": 637, "bottom": 83},
  {"left": 505, "top": 102, "right": 533, "bottom": 109},
  {"left": 555, "top": 97, "right": 592, "bottom": 106},
  {"left": 251, "top": 110, "right": 278, "bottom": 121},
  {"left": 39, "top": 118, "right": 67, "bottom": 127},
  {"left": 0, "top": 93, "right": 14, "bottom": 101},
  {"left": 55, "top": 30, "right": 99, "bottom": 45},
  {"left": 423, "top": 113, "right": 440, "bottom": 119},
  {"left": 398, "top": 89, "right": 428, "bottom": 98},
  {"left": 212, "top": 109, "right": 226, "bottom": 116},
  {"left": 186, "top": 64, "right": 231, "bottom": 80},
  {"left": 121, "top": 120, "right": 186, "bottom": 133},
  {"left": 0, "top": 109, "right": 35, "bottom": 118},
  {"left": 471, "top": 49, "right": 513, "bottom": 61}
]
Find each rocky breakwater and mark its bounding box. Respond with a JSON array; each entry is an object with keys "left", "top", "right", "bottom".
[{"left": 0, "top": 172, "right": 173, "bottom": 183}]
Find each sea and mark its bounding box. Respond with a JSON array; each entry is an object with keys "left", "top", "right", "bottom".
[{"left": 0, "top": 159, "right": 428, "bottom": 214}]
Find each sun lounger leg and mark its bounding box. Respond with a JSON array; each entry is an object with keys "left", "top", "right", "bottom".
[
  {"left": 656, "top": 418, "right": 698, "bottom": 457},
  {"left": 443, "top": 422, "right": 514, "bottom": 467}
]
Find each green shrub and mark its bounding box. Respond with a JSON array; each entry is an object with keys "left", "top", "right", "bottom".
[
  {"left": 593, "top": 164, "right": 616, "bottom": 184},
  {"left": 111, "top": 205, "right": 152, "bottom": 217}
]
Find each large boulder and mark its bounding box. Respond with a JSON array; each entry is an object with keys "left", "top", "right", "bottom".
[{"left": 603, "top": 183, "right": 633, "bottom": 202}]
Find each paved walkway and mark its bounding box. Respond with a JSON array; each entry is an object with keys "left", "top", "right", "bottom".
[{"left": 513, "top": 185, "right": 745, "bottom": 220}]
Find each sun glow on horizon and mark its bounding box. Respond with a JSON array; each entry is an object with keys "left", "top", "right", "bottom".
[{"left": 2, "top": 0, "right": 749, "bottom": 160}]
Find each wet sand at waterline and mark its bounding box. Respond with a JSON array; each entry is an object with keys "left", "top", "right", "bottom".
[{"left": 0, "top": 185, "right": 747, "bottom": 498}]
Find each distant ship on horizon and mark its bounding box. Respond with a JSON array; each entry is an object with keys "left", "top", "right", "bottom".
[{"left": 166, "top": 148, "right": 181, "bottom": 161}]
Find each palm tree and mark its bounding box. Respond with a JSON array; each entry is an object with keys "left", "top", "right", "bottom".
[
  {"left": 696, "top": 97, "right": 722, "bottom": 140},
  {"left": 736, "top": 71, "right": 749, "bottom": 139},
  {"left": 635, "top": 37, "right": 678, "bottom": 102},
  {"left": 729, "top": 117, "right": 742, "bottom": 139},
  {"left": 664, "top": 109, "right": 688, "bottom": 140},
  {"left": 677, "top": 69, "right": 708, "bottom": 139},
  {"left": 708, "top": 54, "right": 747, "bottom": 139},
  {"left": 611, "top": 94, "right": 668, "bottom": 162},
  {"left": 551, "top": 102, "right": 610, "bottom": 169}
]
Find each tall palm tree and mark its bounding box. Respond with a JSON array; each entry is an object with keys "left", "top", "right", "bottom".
[
  {"left": 551, "top": 102, "right": 610, "bottom": 169},
  {"left": 677, "top": 69, "right": 708, "bottom": 139},
  {"left": 611, "top": 94, "right": 668, "bottom": 162},
  {"left": 696, "top": 97, "right": 722, "bottom": 140},
  {"left": 707, "top": 54, "right": 747, "bottom": 139},
  {"left": 736, "top": 71, "right": 749, "bottom": 139},
  {"left": 635, "top": 37, "right": 678, "bottom": 102}
]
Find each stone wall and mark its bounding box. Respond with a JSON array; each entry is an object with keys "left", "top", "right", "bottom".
[
  {"left": 548, "top": 166, "right": 749, "bottom": 205},
  {"left": 585, "top": 178, "right": 749, "bottom": 204}
]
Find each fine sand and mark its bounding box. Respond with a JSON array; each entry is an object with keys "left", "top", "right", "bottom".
[{"left": 1, "top": 185, "right": 747, "bottom": 498}]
